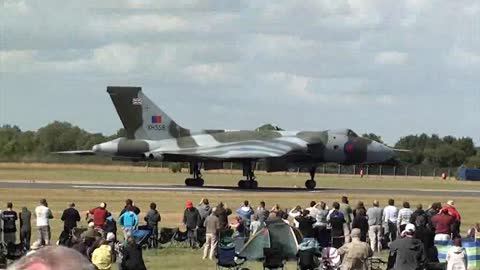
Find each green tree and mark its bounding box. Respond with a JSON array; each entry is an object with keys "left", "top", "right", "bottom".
[
  {"left": 256, "top": 124, "right": 283, "bottom": 131},
  {"left": 361, "top": 133, "right": 383, "bottom": 143}
]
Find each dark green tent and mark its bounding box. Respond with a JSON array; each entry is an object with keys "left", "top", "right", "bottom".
[{"left": 238, "top": 219, "right": 302, "bottom": 260}]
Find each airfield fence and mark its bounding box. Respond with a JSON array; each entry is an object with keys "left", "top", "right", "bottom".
[{"left": 150, "top": 162, "right": 459, "bottom": 180}]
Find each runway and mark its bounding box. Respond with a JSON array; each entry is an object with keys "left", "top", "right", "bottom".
[{"left": 0, "top": 180, "right": 478, "bottom": 197}]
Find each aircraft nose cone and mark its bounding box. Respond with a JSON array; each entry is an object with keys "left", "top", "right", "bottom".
[{"left": 367, "top": 141, "right": 395, "bottom": 163}]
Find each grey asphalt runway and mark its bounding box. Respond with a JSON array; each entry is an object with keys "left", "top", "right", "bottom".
[{"left": 0, "top": 180, "right": 478, "bottom": 197}]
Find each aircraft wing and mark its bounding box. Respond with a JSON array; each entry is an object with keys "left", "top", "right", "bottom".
[
  {"left": 53, "top": 150, "right": 96, "bottom": 156},
  {"left": 152, "top": 140, "right": 301, "bottom": 160}
]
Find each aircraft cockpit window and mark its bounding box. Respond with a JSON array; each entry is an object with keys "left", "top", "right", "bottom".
[{"left": 347, "top": 129, "right": 358, "bottom": 137}]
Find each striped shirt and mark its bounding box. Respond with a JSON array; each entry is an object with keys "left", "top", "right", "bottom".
[{"left": 397, "top": 208, "right": 413, "bottom": 226}]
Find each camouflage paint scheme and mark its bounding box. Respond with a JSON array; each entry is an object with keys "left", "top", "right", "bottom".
[{"left": 58, "top": 87, "right": 396, "bottom": 188}]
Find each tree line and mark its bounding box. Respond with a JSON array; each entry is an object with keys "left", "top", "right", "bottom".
[{"left": 0, "top": 122, "right": 479, "bottom": 168}]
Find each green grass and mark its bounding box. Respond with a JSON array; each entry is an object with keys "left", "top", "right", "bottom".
[
  {"left": 1, "top": 163, "right": 479, "bottom": 191},
  {"left": 0, "top": 164, "right": 479, "bottom": 269}
]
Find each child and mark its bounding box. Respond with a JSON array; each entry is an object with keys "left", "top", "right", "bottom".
[{"left": 446, "top": 238, "right": 468, "bottom": 270}]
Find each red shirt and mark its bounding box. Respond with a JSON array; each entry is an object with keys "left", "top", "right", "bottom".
[
  {"left": 431, "top": 214, "right": 455, "bottom": 235},
  {"left": 89, "top": 208, "right": 109, "bottom": 229},
  {"left": 440, "top": 205, "right": 461, "bottom": 221}
]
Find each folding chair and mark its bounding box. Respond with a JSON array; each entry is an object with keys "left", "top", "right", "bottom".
[
  {"left": 216, "top": 246, "right": 245, "bottom": 270},
  {"left": 263, "top": 247, "right": 286, "bottom": 270}
]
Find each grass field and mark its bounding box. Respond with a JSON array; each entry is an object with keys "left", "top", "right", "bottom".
[{"left": 0, "top": 163, "right": 479, "bottom": 269}]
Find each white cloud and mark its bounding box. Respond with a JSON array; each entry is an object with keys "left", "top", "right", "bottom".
[
  {"left": 374, "top": 51, "right": 409, "bottom": 65},
  {"left": 0, "top": 50, "right": 36, "bottom": 73},
  {"left": 448, "top": 47, "right": 480, "bottom": 68}
]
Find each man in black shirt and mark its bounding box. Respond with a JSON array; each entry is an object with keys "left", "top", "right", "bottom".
[
  {"left": 295, "top": 209, "right": 316, "bottom": 238},
  {"left": 120, "top": 199, "right": 141, "bottom": 216},
  {"left": 19, "top": 207, "right": 31, "bottom": 249},
  {"left": 329, "top": 202, "right": 346, "bottom": 248},
  {"left": 61, "top": 203, "right": 81, "bottom": 233},
  {"left": 2, "top": 202, "right": 18, "bottom": 245}
]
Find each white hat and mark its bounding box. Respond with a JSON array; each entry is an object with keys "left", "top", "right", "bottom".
[
  {"left": 107, "top": 232, "right": 115, "bottom": 242},
  {"left": 447, "top": 200, "right": 454, "bottom": 206},
  {"left": 100, "top": 202, "right": 106, "bottom": 208},
  {"left": 405, "top": 223, "right": 416, "bottom": 232},
  {"left": 88, "top": 222, "right": 95, "bottom": 228}
]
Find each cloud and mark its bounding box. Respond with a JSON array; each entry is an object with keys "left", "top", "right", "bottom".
[
  {"left": 447, "top": 47, "right": 480, "bottom": 68},
  {"left": 374, "top": 51, "right": 409, "bottom": 65}
]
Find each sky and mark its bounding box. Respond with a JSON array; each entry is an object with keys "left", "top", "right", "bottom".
[{"left": 1, "top": 0, "right": 479, "bottom": 145}]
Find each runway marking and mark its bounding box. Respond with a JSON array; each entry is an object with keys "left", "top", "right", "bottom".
[{"left": 72, "top": 185, "right": 232, "bottom": 192}]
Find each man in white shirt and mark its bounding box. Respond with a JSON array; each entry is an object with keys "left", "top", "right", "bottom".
[
  {"left": 397, "top": 201, "right": 413, "bottom": 233},
  {"left": 35, "top": 198, "right": 53, "bottom": 246},
  {"left": 383, "top": 198, "right": 398, "bottom": 244},
  {"left": 306, "top": 201, "right": 320, "bottom": 219}
]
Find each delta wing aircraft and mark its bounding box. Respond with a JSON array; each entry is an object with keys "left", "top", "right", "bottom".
[{"left": 58, "top": 86, "right": 397, "bottom": 190}]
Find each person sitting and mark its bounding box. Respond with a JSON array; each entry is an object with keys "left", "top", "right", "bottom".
[
  {"left": 338, "top": 228, "right": 373, "bottom": 270},
  {"left": 467, "top": 223, "right": 480, "bottom": 241},
  {"left": 446, "top": 237, "right": 467, "bottom": 270},
  {"left": 91, "top": 239, "right": 112, "bottom": 270},
  {"left": 297, "top": 247, "right": 321, "bottom": 270},
  {"left": 121, "top": 236, "right": 147, "bottom": 270},
  {"left": 389, "top": 224, "right": 425, "bottom": 270},
  {"left": 8, "top": 245, "right": 96, "bottom": 270}
]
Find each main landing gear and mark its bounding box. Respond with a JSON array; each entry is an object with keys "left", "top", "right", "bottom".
[
  {"left": 238, "top": 161, "right": 258, "bottom": 189},
  {"left": 185, "top": 162, "right": 204, "bottom": 187},
  {"left": 305, "top": 167, "right": 317, "bottom": 190}
]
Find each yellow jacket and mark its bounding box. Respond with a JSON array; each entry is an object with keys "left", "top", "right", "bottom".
[{"left": 92, "top": 244, "right": 112, "bottom": 270}]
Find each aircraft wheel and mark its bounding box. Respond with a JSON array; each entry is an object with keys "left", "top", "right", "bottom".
[
  {"left": 251, "top": 180, "right": 258, "bottom": 189},
  {"left": 305, "top": 180, "right": 316, "bottom": 190},
  {"left": 238, "top": 180, "right": 246, "bottom": 189},
  {"left": 185, "top": 178, "right": 194, "bottom": 186},
  {"left": 197, "top": 178, "right": 205, "bottom": 187}
]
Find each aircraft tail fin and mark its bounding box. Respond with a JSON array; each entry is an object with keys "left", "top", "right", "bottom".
[{"left": 107, "top": 86, "right": 190, "bottom": 140}]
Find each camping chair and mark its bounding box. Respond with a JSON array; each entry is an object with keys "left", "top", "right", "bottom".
[
  {"left": 297, "top": 248, "right": 321, "bottom": 270},
  {"left": 216, "top": 246, "right": 245, "bottom": 270},
  {"left": 159, "top": 227, "right": 189, "bottom": 248},
  {"left": 367, "top": 257, "right": 387, "bottom": 270},
  {"left": 263, "top": 247, "right": 286, "bottom": 270}
]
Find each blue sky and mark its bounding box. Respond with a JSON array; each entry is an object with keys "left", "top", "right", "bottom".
[{"left": 1, "top": 0, "right": 479, "bottom": 145}]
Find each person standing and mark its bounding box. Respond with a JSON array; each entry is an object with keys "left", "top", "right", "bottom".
[
  {"left": 120, "top": 199, "right": 141, "bottom": 216},
  {"left": 306, "top": 201, "right": 320, "bottom": 219},
  {"left": 19, "top": 207, "right": 31, "bottom": 250},
  {"left": 431, "top": 209, "right": 455, "bottom": 241},
  {"left": 352, "top": 209, "right": 369, "bottom": 242},
  {"left": 183, "top": 200, "right": 201, "bottom": 248},
  {"left": 397, "top": 201, "right": 413, "bottom": 232},
  {"left": 340, "top": 196, "right": 353, "bottom": 243},
  {"left": 87, "top": 202, "right": 110, "bottom": 231},
  {"left": 61, "top": 203, "right": 81, "bottom": 234},
  {"left": 366, "top": 200, "right": 383, "bottom": 253},
  {"left": 144, "top": 202, "right": 161, "bottom": 246},
  {"left": 256, "top": 201, "right": 269, "bottom": 224},
  {"left": 441, "top": 201, "right": 461, "bottom": 238},
  {"left": 119, "top": 206, "right": 139, "bottom": 240},
  {"left": 389, "top": 224, "right": 425, "bottom": 270},
  {"left": 35, "top": 198, "right": 53, "bottom": 246},
  {"left": 236, "top": 200, "right": 254, "bottom": 237},
  {"left": 2, "top": 202, "right": 18, "bottom": 245},
  {"left": 214, "top": 202, "right": 232, "bottom": 230},
  {"left": 383, "top": 199, "right": 398, "bottom": 244},
  {"left": 197, "top": 198, "right": 212, "bottom": 226},
  {"left": 295, "top": 210, "right": 317, "bottom": 239},
  {"left": 203, "top": 209, "right": 219, "bottom": 260},
  {"left": 329, "top": 202, "right": 346, "bottom": 248}
]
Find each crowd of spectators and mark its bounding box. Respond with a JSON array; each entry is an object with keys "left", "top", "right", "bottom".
[{"left": 0, "top": 195, "right": 473, "bottom": 270}]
